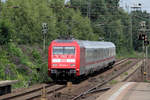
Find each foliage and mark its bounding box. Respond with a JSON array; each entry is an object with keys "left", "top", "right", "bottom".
[
  {"left": 70, "top": 0, "right": 135, "bottom": 53},
  {"left": 7, "top": 43, "right": 23, "bottom": 57},
  {"left": 0, "top": 43, "right": 50, "bottom": 88},
  {"left": 1, "top": 0, "right": 96, "bottom": 44},
  {"left": 0, "top": 19, "right": 14, "bottom": 45},
  {"left": 32, "top": 49, "right": 41, "bottom": 61},
  {"left": 1, "top": 0, "right": 57, "bottom": 44},
  {"left": 1, "top": 0, "right": 148, "bottom": 53},
  {"left": 131, "top": 11, "right": 150, "bottom": 52},
  {"left": 0, "top": 0, "right": 149, "bottom": 53}
]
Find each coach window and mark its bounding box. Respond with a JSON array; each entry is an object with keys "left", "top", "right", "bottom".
[
  {"left": 109, "top": 49, "right": 110, "bottom": 57},
  {"left": 102, "top": 49, "right": 104, "bottom": 59},
  {"left": 111, "top": 48, "right": 112, "bottom": 56},
  {"left": 110, "top": 48, "right": 111, "bottom": 56},
  {"left": 108, "top": 48, "right": 109, "bottom": 57},
  {"left": 100, "top": 48, "right": 102, "bottom": 60},
  {"left": 98, "top": 48, "right": 100, "bottom": 60},
  {"left": 112, "top": 48, "right": 113, "bottom": 56},
  {"left": 106, "top": 48, "right": 109, "bottom": 58},
  {"left": 85, "top": 49, "right": 88, "bottom": 61},
  {"left": 113, "top": 48, "right": 115, "bottom": 56},
  {"left": 104, "top": 49, "right": 106, "bottom": 58}
]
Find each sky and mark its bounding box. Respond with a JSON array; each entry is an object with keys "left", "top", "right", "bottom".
[
  {"left": 120, "top": 0, "right": 150, "bottom": 13},
  {"left": 1, "top": 0, "right": 5, "bottom": 2}
]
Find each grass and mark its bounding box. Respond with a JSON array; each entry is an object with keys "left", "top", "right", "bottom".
[
  {"left": 124, "top": 72, "right": 128, "bottom": 76},
  {"left": 110, "top": 80, "right": 118, "bottom": 85},
  {"left": 116, "top": 50, "right": 144, "bottom": 59},
  {"left": 144, "top": 79, "right": 150, "bottom": 83},
  {"left": 126, "top": 61, "right": 132, "bottom": 65}
]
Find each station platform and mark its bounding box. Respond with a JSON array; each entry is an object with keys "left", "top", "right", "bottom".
[
  {"left": 96, "top": 82, "right": 150, "bottom": 100},
  {"left": 0, "top": 80, "right": 18, "bottom": 96}
]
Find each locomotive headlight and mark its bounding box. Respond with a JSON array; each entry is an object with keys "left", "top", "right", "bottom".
[
  {"left": 67, "top": 59, "right": 75, "bottom": 62},
  {"left": 52, "top": 59, "right": 61, "bottom": 62},
  {"left": 52, "top": 64, "right": 57, "bottom": 66},
  {"left": 70, "top": 64, "right": 75, "bottom": 66}
]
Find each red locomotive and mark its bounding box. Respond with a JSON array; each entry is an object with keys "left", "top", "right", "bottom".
[{"left": 48, "top": 39, "right": 116, "bottom": 81}]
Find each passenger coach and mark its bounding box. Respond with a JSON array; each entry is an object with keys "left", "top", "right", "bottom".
[{"left": 48, "top": 39, "right": 116, "bottom": 81}]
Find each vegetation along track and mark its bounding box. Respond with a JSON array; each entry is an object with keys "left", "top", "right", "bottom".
[{"left": 0, "top": 58, "right": 131, "bottom": 100}]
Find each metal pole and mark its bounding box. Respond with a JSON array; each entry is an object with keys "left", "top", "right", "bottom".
[
  {"left": 142, "top": 40, "right": 145, "bottom": 80},
  {"left": 146, "top": 46, "right": 148, "bottom": 79},
  {"left": 143, "top": 32, "right": 146, "bottom": 81},
  {"left": 0, "top": 0, "right": 1, "bottom": 17},
  {"left": 130, "top": 13, "right": 133, "bottom": 48},
  {"left": 87, "top": 0, "right": 91, "bottom": 20},
  {"left": 143, "top": 45, "right": 146, "bottom": 80},
  {"left": 43, "top": 34, "right": 46, "bottom": 51},
  {"left": 88, "top": 1, "right": 91, "bottom": 20}
]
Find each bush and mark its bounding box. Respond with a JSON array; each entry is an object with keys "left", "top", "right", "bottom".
[
  {"left": 32, "top": 49, "right": 41, "bottom": 60},
  {"left": 8, "top": 43, "right": 23, "bottom": 57},
  {"left": 0, "top": 19, "right": 14, "bottom": 45}
]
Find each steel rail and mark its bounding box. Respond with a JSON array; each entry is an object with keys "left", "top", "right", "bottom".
[
  {"left": 0, "top": 83, "right": 65, "bottom": 100},
  {"left": 72, "top": 59, "right": 140, "bottom": 100},
  {"left": 0, "top": 58, "right": 130, "bottom": 100}
]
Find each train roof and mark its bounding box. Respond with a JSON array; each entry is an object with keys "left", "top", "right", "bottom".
[
  {"left": 76, "top": 40, "right": 115, "bottom": 49},
  {"left": 54, "top": 39, "right": 115, "bottom": 49}
]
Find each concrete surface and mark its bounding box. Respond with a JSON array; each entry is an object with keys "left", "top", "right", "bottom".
[
  {"left": 0, "top": 80, "right": 18, "bottom": 87},
  {"left": 96, "top": 82, "right": 150, "bottom": 100}
]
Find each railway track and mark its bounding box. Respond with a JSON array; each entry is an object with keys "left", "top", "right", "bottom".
[
  {"left": 71, "top": 59, "right": 141, "bottom": 100},
  {"left": 114, "top": 58, "right": 129, "bottom": 66},
  {"left": 0, "top": 58, "right": 131, "bottom": 100},
  {"left": 0, "top": 83, "right": 66, "bottom": 100},
  {"left": 47, "top": 58, "right": 135, "bottom": 100}
]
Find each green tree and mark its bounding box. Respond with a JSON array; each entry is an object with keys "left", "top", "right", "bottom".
[
  {"left": 1, "top": 0, "right": 57, "bottom": 44},
  {"left": 0, "top": 19, "right": 14, "bottom": 45}
]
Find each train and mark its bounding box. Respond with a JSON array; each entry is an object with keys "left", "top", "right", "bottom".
[{"left": 48, "top": 39, "right": 116, "bottom": 81}]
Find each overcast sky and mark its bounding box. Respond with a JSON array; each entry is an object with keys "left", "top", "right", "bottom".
[{"left": 1, "top": 0, "right": 5, "bottom": 2}]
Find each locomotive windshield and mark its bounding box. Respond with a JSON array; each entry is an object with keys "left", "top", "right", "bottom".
[{"left": 53, "top": 46, "right": 75, "bottom": 55}]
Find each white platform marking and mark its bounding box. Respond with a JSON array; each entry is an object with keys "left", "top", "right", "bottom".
[{"left": 108, "top": 82, "right": 134, "bottom": 100}]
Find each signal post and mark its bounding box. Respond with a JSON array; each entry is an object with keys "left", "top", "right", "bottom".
[{"left": 138, "top": 21, "right": 150, "bottom": 81}]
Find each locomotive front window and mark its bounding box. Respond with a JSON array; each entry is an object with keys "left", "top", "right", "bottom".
[
  {"left": 53, "top": 47, "right": 63, "bottom": 54},
  {"left": 53, "top": 46, "right": 75, "bottom": 55},
  {"left": 64, "top": 47, "right": 75, "bottom": 54}
]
